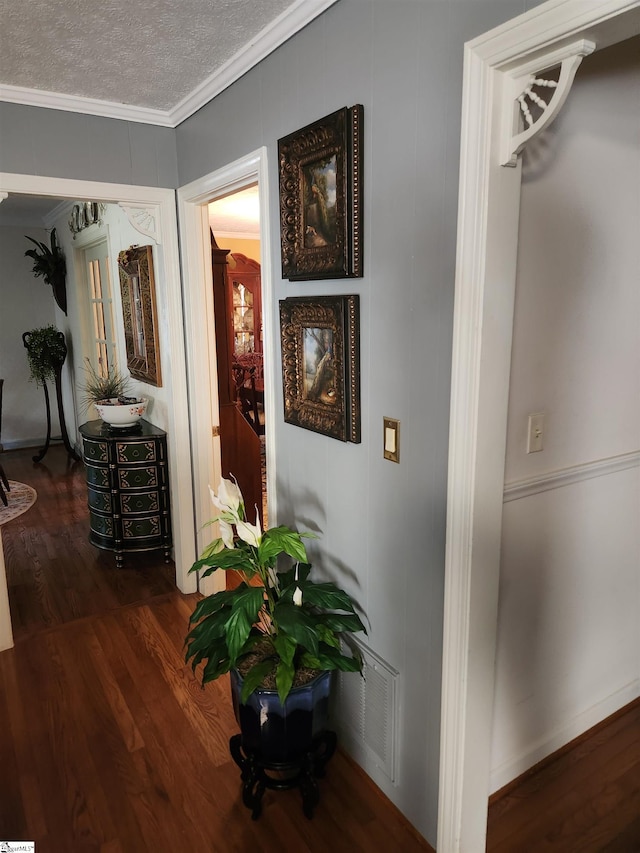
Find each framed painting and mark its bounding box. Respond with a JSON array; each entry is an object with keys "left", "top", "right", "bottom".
[
  {"left": 117, "top": 245, "right": 162, "bottom": 386},
  {"left": 278, "top": 105, "right": 363, "bottom": 280},
  {"left": 280, "top": 295, "right": 360, "bottom": 442}
]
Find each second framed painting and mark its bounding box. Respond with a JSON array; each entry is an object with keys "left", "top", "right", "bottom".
[{"left": 280, "top": 294, "right": 360, "bottom": 443}]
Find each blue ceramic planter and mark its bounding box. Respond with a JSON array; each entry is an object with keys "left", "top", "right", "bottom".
[{"left": 230, "top": 668, "right": 332, "bottom": 763}]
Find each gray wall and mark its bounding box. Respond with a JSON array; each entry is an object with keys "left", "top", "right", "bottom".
[
  {"left": 176, "top": 0, "right": 534, "bottom": 842},
  {"left": 0, "top": 225, "right": 60, "bottom": 447},
  {"left": 0, "top": 103, "right": 178, "bottom": 187}
]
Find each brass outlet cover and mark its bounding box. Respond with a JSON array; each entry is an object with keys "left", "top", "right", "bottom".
[{"left": 383, "top": 417, "right": 400, "bottom": 463}]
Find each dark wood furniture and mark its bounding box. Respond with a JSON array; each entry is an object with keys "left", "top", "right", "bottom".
[
  {"left": 210, "top": 234, "right": 264, "bottom": 526},
  {"left": 228, "top": 253, "right": 262, "bottom": 357},
  {"left": 79, "top": 419, "right": 172, "bottom": 567},
  {"left": 0, "top": 378, "right": 7, "bottom": 505}
]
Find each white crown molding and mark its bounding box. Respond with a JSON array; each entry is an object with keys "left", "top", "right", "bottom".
[
  {"left": 0, "top": 83, "right": 175, "bottom": 127},
  {"left": 211, "top": 229, "right": 260, "bottom": 241},
  {"left": 0, "top": 0, "right": 338, "bottom": 128},
  {"left": 43, "top": 200, "right": 74, "bottom": 230},
  {"left": 168, "top": 0, "right": 338, "bottom": 126}
]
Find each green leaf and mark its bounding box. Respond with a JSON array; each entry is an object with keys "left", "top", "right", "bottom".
[
  {"left": 202, "top": 652, "right": 231, "bottom": 684},
  {"left": 225, "top": 584, "right": 264, "bottom": 665},
  {"left": 317, "top": 624, "right": 340, "bottom": 650},
  {"left": 278, "top": 562, "right": 312, "bottom": 589},
  {"left": 188, "top": 589, "right": 237, "bottom": 623},
  {"left": 273, "top": 602, "right": 319, "bottom": 657},
  {"left": 258, "top": 527, "right": 309, "bottom": 564},
  {"left": 240, "top": 659, "right": 276, "bottom": 702},
  {"left": 186, "top": 608, "right": 230, "bottom": 646},
  {"left": 272, "top": 632, "right": 297, "bottom": 667},
  {"left": 315, "top": 612, "right": 366, "bottom": 635},
  {"left": 299, "top": 582, "right": 358, "bottom": 613},
  {"left": 191, "top": 545, "right": 255, "bottom": 574},
  {"left": 276, "top": 658, "right": 295, "bottom": 704},
  {"left": 301, "top": 644, "right": 362, "bottom": 673}
]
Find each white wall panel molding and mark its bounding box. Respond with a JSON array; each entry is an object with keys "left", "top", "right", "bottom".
[{"left": 504, "top": 450, "right": 640, "bottom": 502}]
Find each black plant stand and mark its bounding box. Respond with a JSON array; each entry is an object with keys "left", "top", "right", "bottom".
[
  {"left": 229, "top": 730, "right": 337, "bottom": 820},
  {"left": 23, "top": 331, "right": 80, "bottom": 464}
]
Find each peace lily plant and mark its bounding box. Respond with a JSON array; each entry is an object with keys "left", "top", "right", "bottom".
[{"left": 185, "top": 477, "right": 366, "bottom": 704}]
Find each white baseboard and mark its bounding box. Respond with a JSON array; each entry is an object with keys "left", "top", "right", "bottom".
[
  {"left": 3, "top": 438, "right": 46, "bottom": 451},
  {"left": 490, "top": 679, "right": 640, "bottom": 794},
  {"left": 3, "top": 437, "right": 63, "bottom": 451}
]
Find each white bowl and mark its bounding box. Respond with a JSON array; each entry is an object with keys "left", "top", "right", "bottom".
[{"left": 95, "top": 398, "right": 148, "bottom": 428}]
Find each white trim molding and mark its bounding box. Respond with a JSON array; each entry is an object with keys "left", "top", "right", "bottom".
[
  {"left": 0, "top": 1, "right": 338, "bottom": 128},
  {"left": 177, "top": 148, "right": 276, "bottom": 598},
  {"left": 118, "top": 204, "right": 161, "bottom": 243},
  {"left": 438, "top": 2, "right": 640, "bottom": 852},
  {"left": 504, "top": 450, "right": 640, "bottom": 502},
  {"left": 500, "top": 39, "right": 595, "bottom": 166}
]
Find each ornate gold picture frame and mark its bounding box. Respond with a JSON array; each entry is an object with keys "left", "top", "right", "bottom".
[
  {"left": 278, "top": 105, "right": 363, "bottom": 281},
  {"left": 117, "top": 245, "right": 162, "bottom": 386},
  {"left": 280, "top": 295, "right": 360, "bottom": 442}
]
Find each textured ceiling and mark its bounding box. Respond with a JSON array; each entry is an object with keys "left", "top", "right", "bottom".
[{"left": 0, "top": 0, "right": 303, "bottom": 113}]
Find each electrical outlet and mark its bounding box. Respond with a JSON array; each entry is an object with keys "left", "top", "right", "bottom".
[{"left": 527, "top": 412, "right": 545, "bottom": 453}]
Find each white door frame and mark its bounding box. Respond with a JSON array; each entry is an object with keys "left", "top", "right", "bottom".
[
  {"left": 438, "top": 1, "right": 640, "bottom": 850},
  {"left": 177, "top": 148, "right": 276, "bottom": 596},
  {"left": 0, "top": 173, "right": 196, "bottom": 652}
]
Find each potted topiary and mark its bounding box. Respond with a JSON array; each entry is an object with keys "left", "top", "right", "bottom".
[
  {"left": 23, "top": 325, "right": 79, "bottom": 462},
  {"left": 80, "top": 359, "right": 148, "bottom": 428},
  {"left": 24, "top": 228, "right": 68, "bottom": 314},
  {"left": 185, "top": 477, "right": 366, "bottom": 816}
]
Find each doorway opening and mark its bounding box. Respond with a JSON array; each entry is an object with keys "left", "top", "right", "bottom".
[
  {"left": 208, "top": 186, "right": 268, "bottom": 534},
  {"left": 177, "top": 147, "right": 276, "bottom": 598}
]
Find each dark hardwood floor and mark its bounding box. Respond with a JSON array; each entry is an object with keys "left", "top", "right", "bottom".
[
  {"left": 2, "top": 446, "right": 176, "bottom": 642},
  {"left": 0, "top": 446, "right": 431, "bottom": 852},
  {"left": 487, "top": 699, "right": 640, "bottom": 852},
  {"left": 2, "top": 445, "right": 637, "bottom": 851}
]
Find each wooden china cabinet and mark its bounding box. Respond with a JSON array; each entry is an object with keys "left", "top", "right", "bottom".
[
  {"left": 228, "top": 252, "right": 262, "bottom": 358},
  {"left": 210, "top": 235, "right": 264, "bottom": 529}
]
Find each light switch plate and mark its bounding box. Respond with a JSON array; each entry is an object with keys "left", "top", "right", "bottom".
[{"left": 383, "top": 417, "right": 400, "bottom": 463}]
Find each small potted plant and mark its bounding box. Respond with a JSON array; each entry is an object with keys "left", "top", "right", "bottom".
[
  {"left": 185, "top": 477, "right": 366, "bottom": 768},
  {"left": 24, "top": 325, "right": 68, "bottom": 386},
  {"left": 80, "top": 359, "right": 148, "bottom": 428}
]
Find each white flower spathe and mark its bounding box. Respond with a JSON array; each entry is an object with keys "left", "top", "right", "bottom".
[
  {"left": 293, "top": 586, "right": 303, "bottom": 606},
  {"left": 219, "top": 519, "right": 234, "bottom": 549},
  {"left": 209, "top": 477, "right": 242, "bottom": 517},
  {"left": 237, "top": 511, "right": 262, "bottom": 548}
]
